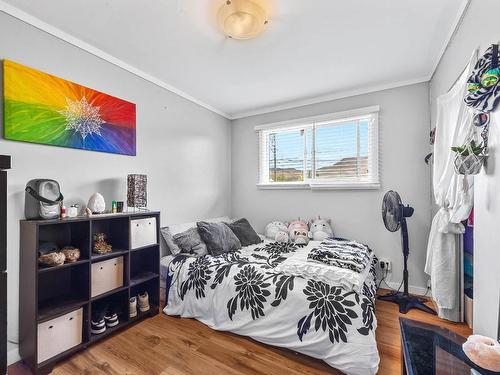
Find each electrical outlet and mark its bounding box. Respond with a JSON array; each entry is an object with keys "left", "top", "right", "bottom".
[{"left": 379, "top": 259, "right": 392, "bottom": 272}]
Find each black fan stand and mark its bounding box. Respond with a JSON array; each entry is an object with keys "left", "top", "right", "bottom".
[{"left": 378, "top": 208, "right": 437, "bottom": 315}]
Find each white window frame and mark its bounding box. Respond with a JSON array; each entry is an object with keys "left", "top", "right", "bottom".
[{"left": 256, "top": 106, "right": 380, "bottom": 190}]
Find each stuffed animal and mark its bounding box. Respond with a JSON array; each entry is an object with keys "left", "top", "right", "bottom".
[
  {"left": 274, "top": 231, "right": 289, "bottom": 243},
  {"left": 287, "top": 219, "right": 309, "bottom": 243},
  {"left": 291, "top": 229, "right": 309, "bottom": 245},
  {"left": 265, "top": 221, "right": 289, "bottom": 242},
  {"left": 309, "top": 217, "right": 334, "bottom": 241}
]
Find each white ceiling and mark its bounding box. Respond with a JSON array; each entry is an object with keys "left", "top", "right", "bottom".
[{"left": 1, "top": 0, "right": 466, "bottom": 119}]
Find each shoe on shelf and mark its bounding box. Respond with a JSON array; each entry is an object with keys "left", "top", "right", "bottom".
[
  {"left": 91, "top": 303, "right": 108, "bottom": 335},
  {"left": 91, "top": 318, "right": 106, "bottom": 335},
  {"left": 104, "top": 312, "right": 119, "bottom": 328},
  {"left": 138, "top": 291, "right": 150, "bottom": 312},
  {"left": 129, "top": 296, "right": 138, "bottom": 318}
]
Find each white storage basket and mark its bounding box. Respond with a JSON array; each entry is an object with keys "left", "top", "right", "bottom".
[
  {"left": 91, "top": 256, "right": 124, "bottom": 297},
  {"left": 37, "top": 308, "right": 83, "bottom": 363},
  {"left": 130, "top": 217, "right": 157, "bottom": 249}
]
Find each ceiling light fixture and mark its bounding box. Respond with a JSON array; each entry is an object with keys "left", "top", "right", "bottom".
[{"left": 217, "top": 0, "right": 269, "bottom": 40}]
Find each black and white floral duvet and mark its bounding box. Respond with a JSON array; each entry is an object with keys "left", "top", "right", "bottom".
[{"left": 163, "top": 240, "right": 379, "bottom": 375}]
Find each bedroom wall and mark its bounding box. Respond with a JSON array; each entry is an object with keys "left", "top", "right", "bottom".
[
  {"left": 0, "top": 12, "right": 231, "bottom": 363},
  {"left": 231, "top": 83, "right": 432, "bottom": 293},
  {"left": 430, "top": 0, "right": 500, "bottom": 338}
]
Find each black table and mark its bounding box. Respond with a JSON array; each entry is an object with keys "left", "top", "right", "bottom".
[{"left": 400, "top": 318, "right": 499, "bottom": 375}]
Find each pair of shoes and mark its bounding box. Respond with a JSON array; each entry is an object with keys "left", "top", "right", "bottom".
[
  {"left": 91, "top": 304, "right": 120, "bottom": 335},
  {"left": 129, "top": 292, "right": 150, "bottom": 318}
]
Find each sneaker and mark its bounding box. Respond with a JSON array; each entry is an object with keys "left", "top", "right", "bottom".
[
  {"left": 138, "top": 292, "right": 150, "bottom": 312},
  {"left": 129, "top": 296, "right": 137, "bottom": 318},
  {"left": 91, "top": 319, "right": 106, "bottom": 335},
  {"left": 104, "top": 312, "right": 119, "bottom": 328}
]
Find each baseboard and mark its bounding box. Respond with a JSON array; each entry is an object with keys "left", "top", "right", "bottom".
[
  {"left": 7, "top": 344, "right": 20, "bottom": 366},
  {"left": 384, "top": 281, "right": 429, "bottom": 297}
]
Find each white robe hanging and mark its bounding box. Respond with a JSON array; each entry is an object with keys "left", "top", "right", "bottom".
[{"left": 425, "top": 51, "right": 477, "bottom": 321}]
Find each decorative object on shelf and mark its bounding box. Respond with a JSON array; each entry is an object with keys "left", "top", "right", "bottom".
[
  {"left": 60, "top": 205, "right": 67, "bottom": 219},
  {"left": 116, "top": 201, "right": 124, "bottom": 213},
  {"left": 87, "top": 192, "right": 106, "bottom": 214},
  {"left": 217, "top": 0, "right": 270, "bottom": 40},
  {"left": 463, "top": 335, "right": 500, "bottom": 372},
  {"left": 61, "top": 246, "right": 80, "bottom": 263},
  {"left": 3, "top": 60, "right": 136, "bottom": 155},
  {"left": 38, "top": 252, "right": 66, "bottom": 267},
  {"left": 67, "top": 204, "right": 79, "bottom": 218},
  {"left": 465, "top": 44, "right": 500, "bottom": 113},
  {"left": 111, "top": 200, "right": 117, "bottom": 214},
  {"left": 127, "top": 174, "right": 147, "bottom": 210},
  {"left": 24, "top": 179, "right": 64, "bottom": 220},
  {"left": 93, "top": 233, "right": 112, "bottom": 254},
  {"left": 85, "top": 207, "right": 93, "bottom": 217},
  {"left": 451, "top": 140, "right": 487, "bottom": 176}
]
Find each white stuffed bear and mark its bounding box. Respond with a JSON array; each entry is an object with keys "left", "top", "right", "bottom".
[
  {"left": 309, "top": 217, "right": 334, "bottom": 241},
  {"left": 265, "top": 221, "right": 289, "bottom": 242}
]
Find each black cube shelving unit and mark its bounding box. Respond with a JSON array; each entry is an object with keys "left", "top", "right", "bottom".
[{"left": 19, "top": 211, "right": 160, "bottom": 374}]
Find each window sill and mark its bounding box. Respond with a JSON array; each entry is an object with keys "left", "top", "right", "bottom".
[{"left": 257, "top": 182, "right": 380, "bottom": 190}]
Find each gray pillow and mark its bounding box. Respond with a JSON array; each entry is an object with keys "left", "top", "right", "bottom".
[
  {"left": 173, "top": 227, "right": 208, "bottom": 257},
  {"left": 197, "top": 221, "right": 242, "bottom": 256},
  {"left": 160, "top": 227, "right": 182, "bottom": 255},
  {"left": 226, "top": 218, "right": 262, "bottom": 247}
]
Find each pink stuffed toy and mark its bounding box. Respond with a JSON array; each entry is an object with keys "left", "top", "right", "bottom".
[{"left": 288, "top": 219, "right": 309, "bottom": 243}]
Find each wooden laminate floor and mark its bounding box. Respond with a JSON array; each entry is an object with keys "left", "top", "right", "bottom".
[{"left": 9, "top": 291, "right": 472, "bottom": 375}]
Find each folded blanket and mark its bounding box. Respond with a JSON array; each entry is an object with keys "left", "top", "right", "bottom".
[
  {"left": 308, "top": 238, "right": 373, "bottom": 274},
  {"left": 274, "top": 239, "right": 375, "bottom": 293}
]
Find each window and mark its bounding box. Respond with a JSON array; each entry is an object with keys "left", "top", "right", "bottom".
[{"left": 256, "top": 106, "right": 379, "bottom": 189}]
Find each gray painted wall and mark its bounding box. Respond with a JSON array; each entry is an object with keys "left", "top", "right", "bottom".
[
  {"left": 231, "top": 83, "right": 432, "bottom": 292},
  {"left": 430, "top": 0, "right": 500, "bottom": 338},
  {"left": 0, "top": 12, "right": 231, "bottom": 361}
]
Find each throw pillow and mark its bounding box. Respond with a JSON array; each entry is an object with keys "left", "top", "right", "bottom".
[
  {"left": 160, "top": 227, "right": 182, "bottom": 255},
  {"left": 197, "top": 221, "right": 242, "bottom": 256},
  {"left": 226, "top": 218, "right": 262, "bottom": 247},
  {"left": 173, "top": 227, "right": 208, "bottom": 257}
]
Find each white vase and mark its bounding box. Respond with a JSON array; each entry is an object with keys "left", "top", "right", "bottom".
[{"left": 87, "top": 193, "right": 106, "bottom": 214}]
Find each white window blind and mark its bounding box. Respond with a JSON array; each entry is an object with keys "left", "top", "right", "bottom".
[{"left": 256, "top": 106, "right": 380, "bottom": 189}]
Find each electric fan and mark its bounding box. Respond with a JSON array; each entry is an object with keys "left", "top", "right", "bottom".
[{"left": 378, "top": 190, "right": 436, "bottom": 315}]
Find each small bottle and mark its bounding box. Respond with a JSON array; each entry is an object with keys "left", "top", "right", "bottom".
[
  {"left": 61, "top": 205, "right": 67, "bottom": 219},
  {"left": 112, "top": 201, "right": 117, "bottom": 214}
]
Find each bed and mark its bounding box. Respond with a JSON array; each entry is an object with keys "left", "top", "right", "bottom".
[{"left": 162, "top": 239, "right": 379, "bottom": 375}]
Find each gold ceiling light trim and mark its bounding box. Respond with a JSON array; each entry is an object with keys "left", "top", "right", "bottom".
[{"left": 217, "top": 0, "right": 269, "bottom": 40}]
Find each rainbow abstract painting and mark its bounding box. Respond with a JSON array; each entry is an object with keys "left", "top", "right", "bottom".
[{"left": 3, "top": 60, "right": 136, "bottom": 155}]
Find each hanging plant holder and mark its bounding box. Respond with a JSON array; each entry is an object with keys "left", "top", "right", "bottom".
[
  {"left": 452, "top": 140, "right": 487, "bottom": 175},
  {"left": 453, "top": 152, "right": 486, "bottom": 175}
]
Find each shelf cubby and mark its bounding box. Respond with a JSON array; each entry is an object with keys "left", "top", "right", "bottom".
[
  {"left": 130, "top": 246, "right": 159, "bottom": 282},
  {"left": 37, "top": 263, "right": 89, "bottom": 322},
  {"left": 91, "top": 217, "right": 129, "bottom": 255},
  {"left": 90, "top": 288, "right": 129, "bottom": 342},
  {"left": 38, "top": 221, "right": 90, "bottom": 265}
]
